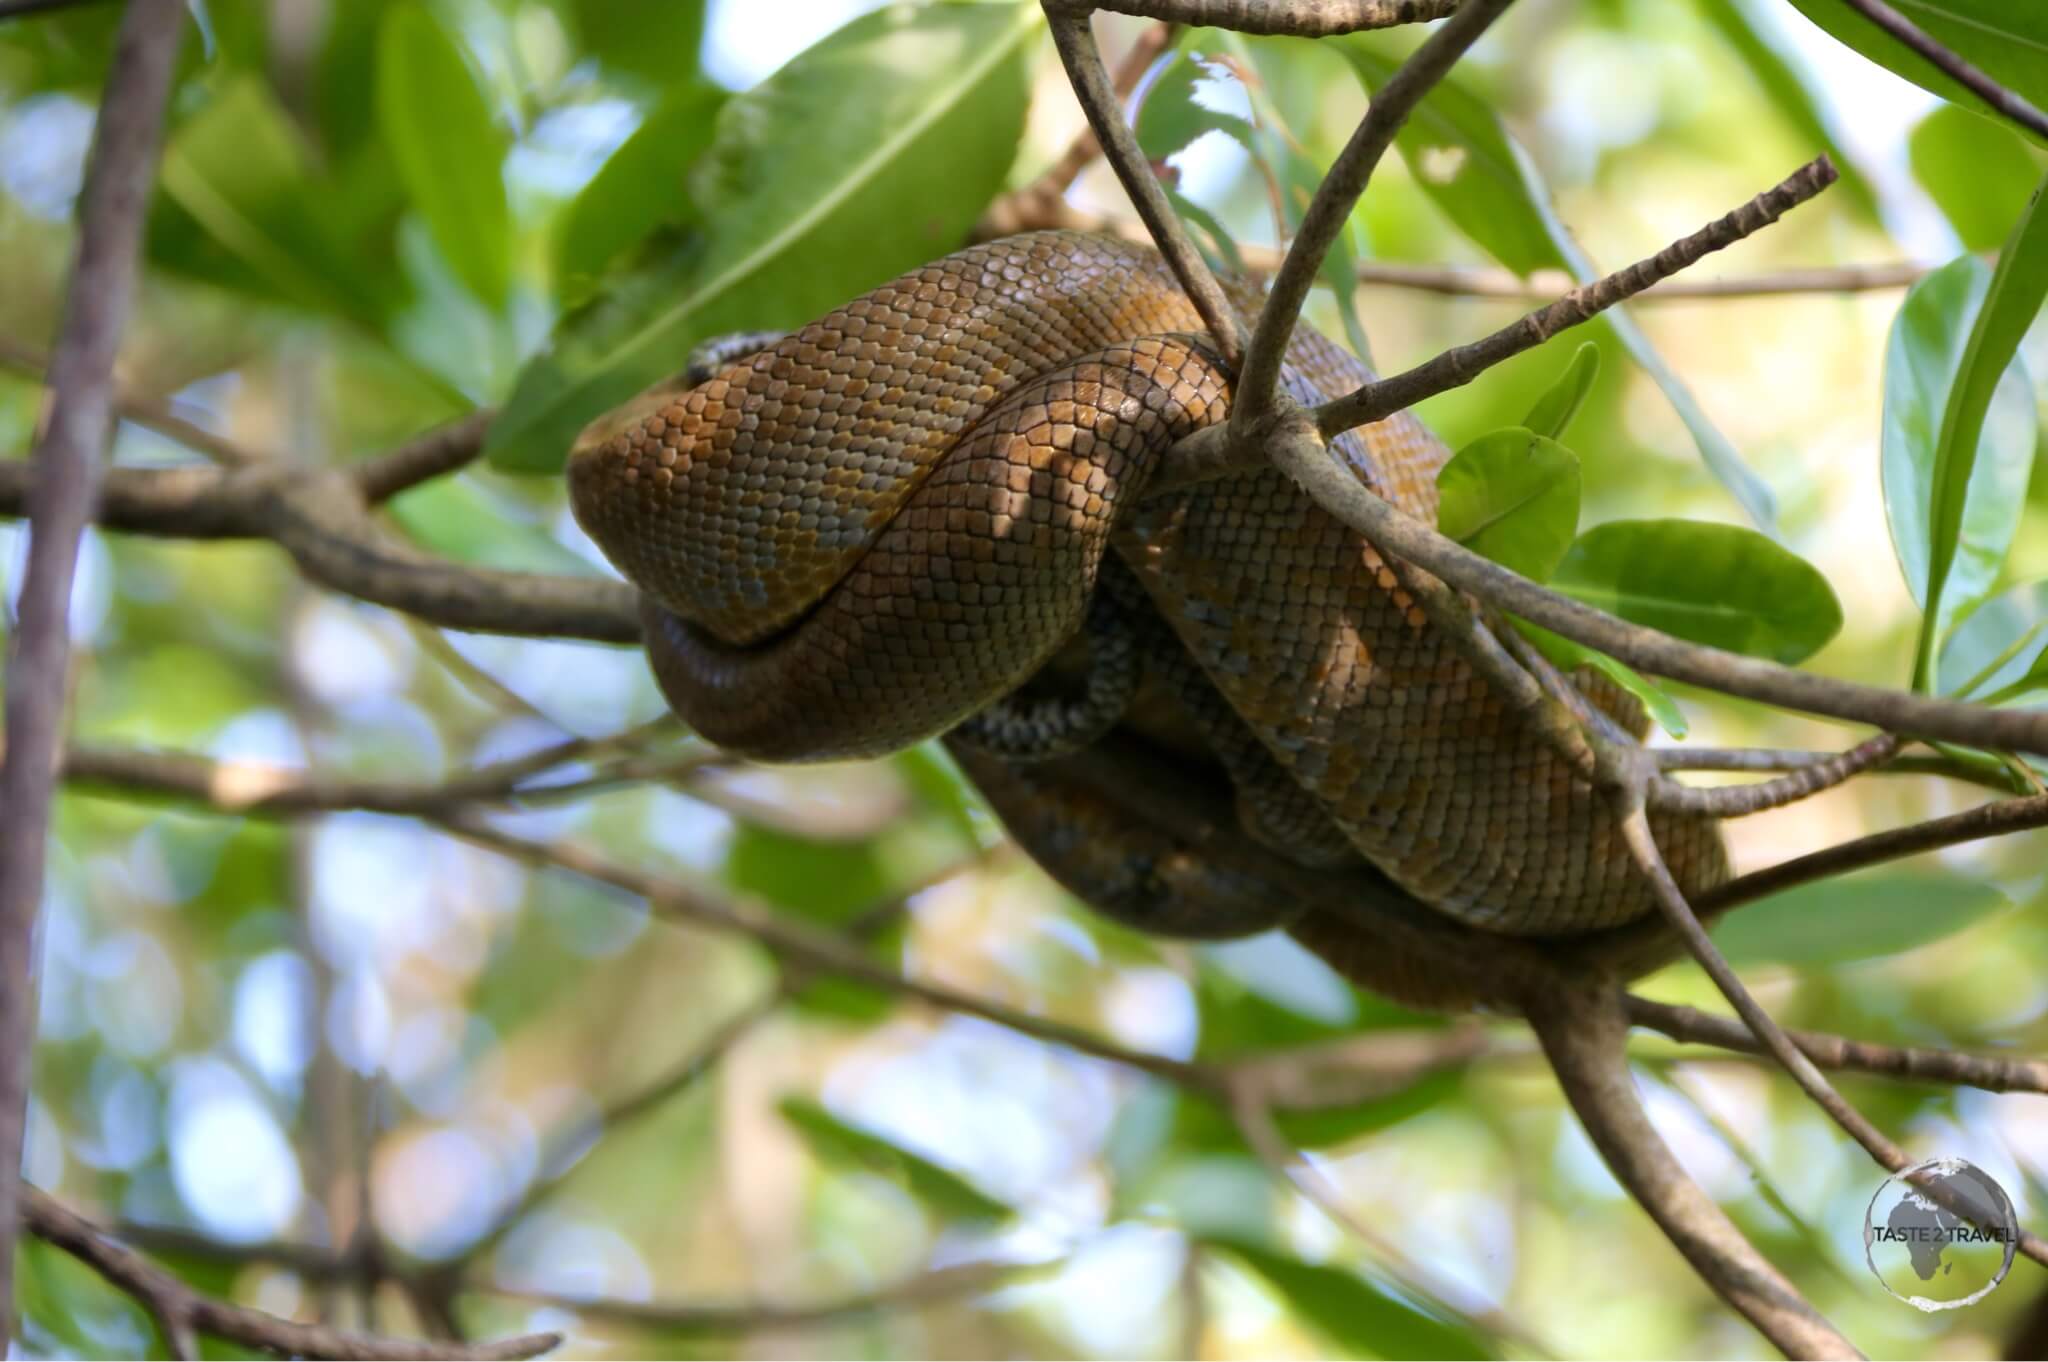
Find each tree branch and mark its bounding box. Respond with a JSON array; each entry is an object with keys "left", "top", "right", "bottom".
[
  {"left": 1314, "top": 155, "right": 1839, "bottom": 436},
  {"left": 1046, "top": 5, "right": 1250, "bottom": 370},
  {"left": 22, "top": 1187, "right": 560, "bottom": 1361},
  {"left": 1526, "top": 990, "right": 1859, "bottom": 1359},
  {"left": 1254, "top": 421, "right": 2048, "bottom": 755},
  {"left": 1624, "top": 996, "right": 2048, "bottom": 1094},
  {"left": 0, "top": 3, "right": 184, "bottom": 1347},
  {"left": 1235, "top": 0, "right": 1515, "bottom": 430},
  {"left": 1046, "top": 0, "right": 1462, "bottom": 34}
]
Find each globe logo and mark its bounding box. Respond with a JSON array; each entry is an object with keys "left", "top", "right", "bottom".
[{"left": 1862, "top": 1158, "right": 2019, "bottom": 1311}]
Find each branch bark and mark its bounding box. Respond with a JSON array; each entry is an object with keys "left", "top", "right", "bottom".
[
  {"left": 1046, "top": 0, "right": 1462, "bottom": 33},
  {"left": 1527, "top": 989, "right": 1861, "bottom": 1360},
  {"left": 0, "top": 3, "right": 184, "bottom": 1347},
  {"left": 22, "top": 1187, "right": 559, "bottom": 1361}
]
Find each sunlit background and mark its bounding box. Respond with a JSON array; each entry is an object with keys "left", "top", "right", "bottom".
[{"left": 2, "top": 0, "right": 2046, "bottom": 1357}]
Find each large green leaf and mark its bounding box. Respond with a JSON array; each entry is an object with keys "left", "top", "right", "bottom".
[
  {"left": 779, "top": 1096, "right": 1014, "bottom": 1221},
  {"left": 487, "top": 1, "right": 1037, "bottom": 472},
  {"left": 1712, "top": 871, "right": 2008, "bottom": 966},
  {"left": 1910, "top": 179, "right": 2048, "bottom": 689},
  {"left": 1552, "top": 520, "right": 1842, "bottom": 665},
  {"left": 156, "top": 76, "right": 395, "bottom": 326},
  {"left": 1334, "top": 36, "right": 1777, "bottom": 533},
  {"left": 1883, "top": 255, "right": 2037, "bottom": 683},
  {"left": 376, "top": 4, "right": 512, "bottom": 307},
  {"left": 1938, "top": 579, "right": 2048, "bottom": 702},
  {"left": 1205, "top": 1235, "right": 1496, "bottom": 1361},
  {"left": 1909, "top": 105, "right": 2045, "bottom": 252},
  {"left": 554, "top": 83, "right": 727, "bottom": 299},
  {"left": 1782, "top": 0, "right": 2048, "bottom": 145},
  {"left": 1435, "top": 427, "right": 1581, "bottom": 582}
]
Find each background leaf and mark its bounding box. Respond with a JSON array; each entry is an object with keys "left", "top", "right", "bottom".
[
  {"left": 1712, "top": 871, "right": 2009, "bottom": 966},
  {"left": 1552, "top": 519, "right": 1842, "bottom": 664},
  {"left": 778, "top": 1096, "right": 1014, "bottom": 1222},
  {"left": 1204, "top": 1235, "right": 1496, "bottom": 1361},
  {"left": 552, "top": 82, "right": 728, "bottom": 299},
  {"left": 376, "top": 4, "right": 512, "bottom": 307},
  {"left": 487, "top": 1, "right": 1037, "bottom": 472}
]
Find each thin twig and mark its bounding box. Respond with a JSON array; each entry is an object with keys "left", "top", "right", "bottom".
[
  {"left": 1235, "top": 0, "right": 1515, "bottom": 430},
  {"left": 22, "top": 1188, "right": 560, "bottom": 1361},
  {"left": 1315, "top": 155, "right": 1840, "bottom": 435},
  {"left": 489, "top": 1261, "right": 1023, "bottom": 1333},
  {"left": 1835, "top": 0, "right": 2048, "bottom": 143},
  {"left": 1624, "top": 997, "right": 2048, "bottom": 1094},
  {"left": 1047, "top": 0, "right": 1462, "bottom": 34},
  {"left": 437, "top": 813, "right": 1220, "bottom": 1089},
  {"left": 1648, "top": 734, "right": 1903, "bottom": 817},
  {"left": 355, "top": 412, "right": 495, "bottom": 503},
  {"left": 1696, "top": 793, "right": 2048, "bottom": 916},
  {"left": 1046, "top": 6, "right": 1250, "bottom": 370},
  {"left": 0, "top": 3, "right": 184, "bottom": 1347},
  {"left": 1655, "top": 744, "right": 2020, "bottom": 794}
]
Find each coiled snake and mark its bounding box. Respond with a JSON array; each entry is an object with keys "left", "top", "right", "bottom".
[{"left": 567, "top": 231, "right": 1728, "bottom": 996}]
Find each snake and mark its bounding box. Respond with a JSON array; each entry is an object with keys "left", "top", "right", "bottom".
[{"left": 565, "top": 230, "right": 1729, "bottom": 971}]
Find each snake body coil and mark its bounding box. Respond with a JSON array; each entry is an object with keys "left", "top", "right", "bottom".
[{"left": 569, "top": 231, "right": 1728, "bottom": 938}]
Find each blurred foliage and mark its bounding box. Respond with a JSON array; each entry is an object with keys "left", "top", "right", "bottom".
[{"left": 0, "top": 0, "right": 2045, "bottom": 1358}]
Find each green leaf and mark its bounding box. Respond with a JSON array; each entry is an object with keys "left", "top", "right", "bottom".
[
  {"left": 156, "top": 76, "right": 394, "bottom": 326},
  {"left": 1553, "top": 519, "right": 1842, "bottom": 665},
  {"left": 1333, "top": 40, "right": 1556, "bottom": 276},
  {"left": 726, "top": 822, "right": 889, "bottom": 928},
  {"left": 384, "top": 475, "right": 601, "bottom": 576},
  {"left": 1135, "top": 52, "right": 1254, "bottom": 160},
  {"left": 1910, "top": 178, "right": 2048, "bottom": 689},
  {"left": 1909, "top": 105, "right": 2046, "bottom": 252},
  {"left": 554, "top": 83, "right": 727, "bottom": 299},
  {"left": 1938, "top": 579, "right": 2048, "bottom": 701},
  {"left": 1692, "top": 0, "right": 1882, "bottom": 221},
  {"left": 1712, "top": 871, "right": 2008, "bottom": 966},
  {"left": 1782, "top": 0, "right": 2048, "bottom": 144},
  {"left": 778, "top": 1096, "right": 1014, "bottom": 1221},
  {"left": 1884, "top": 256, "right": 2037, "bottom": 665},
  {"left": 1435, "top": 427, "right": 1581, "bottom": 582},
  {"left": 566, "top": 0, "right": 706, "bottom": 84},
  {"left": 1514, "top": 620, "right": 1690, "bottom": 738},
  {"left": 1522, "top": 342, "right": 1600, "bottom": 439},
  {"left": 376, "top": 4, "right": 512, "bottom": 307},
  {"left": 487, "top": 1, "right": 1037, "bottom": 472},
  {"left": 1204, "top": 1235, "right": 1496, "bottom": 1361},
  {"left": 1333, "top": 36, "right": 1777, "bottom": 534}
]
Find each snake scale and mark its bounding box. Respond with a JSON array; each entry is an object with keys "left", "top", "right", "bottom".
[{"left": 567, "top": 231, "right": 1729, "bottom": 993}]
